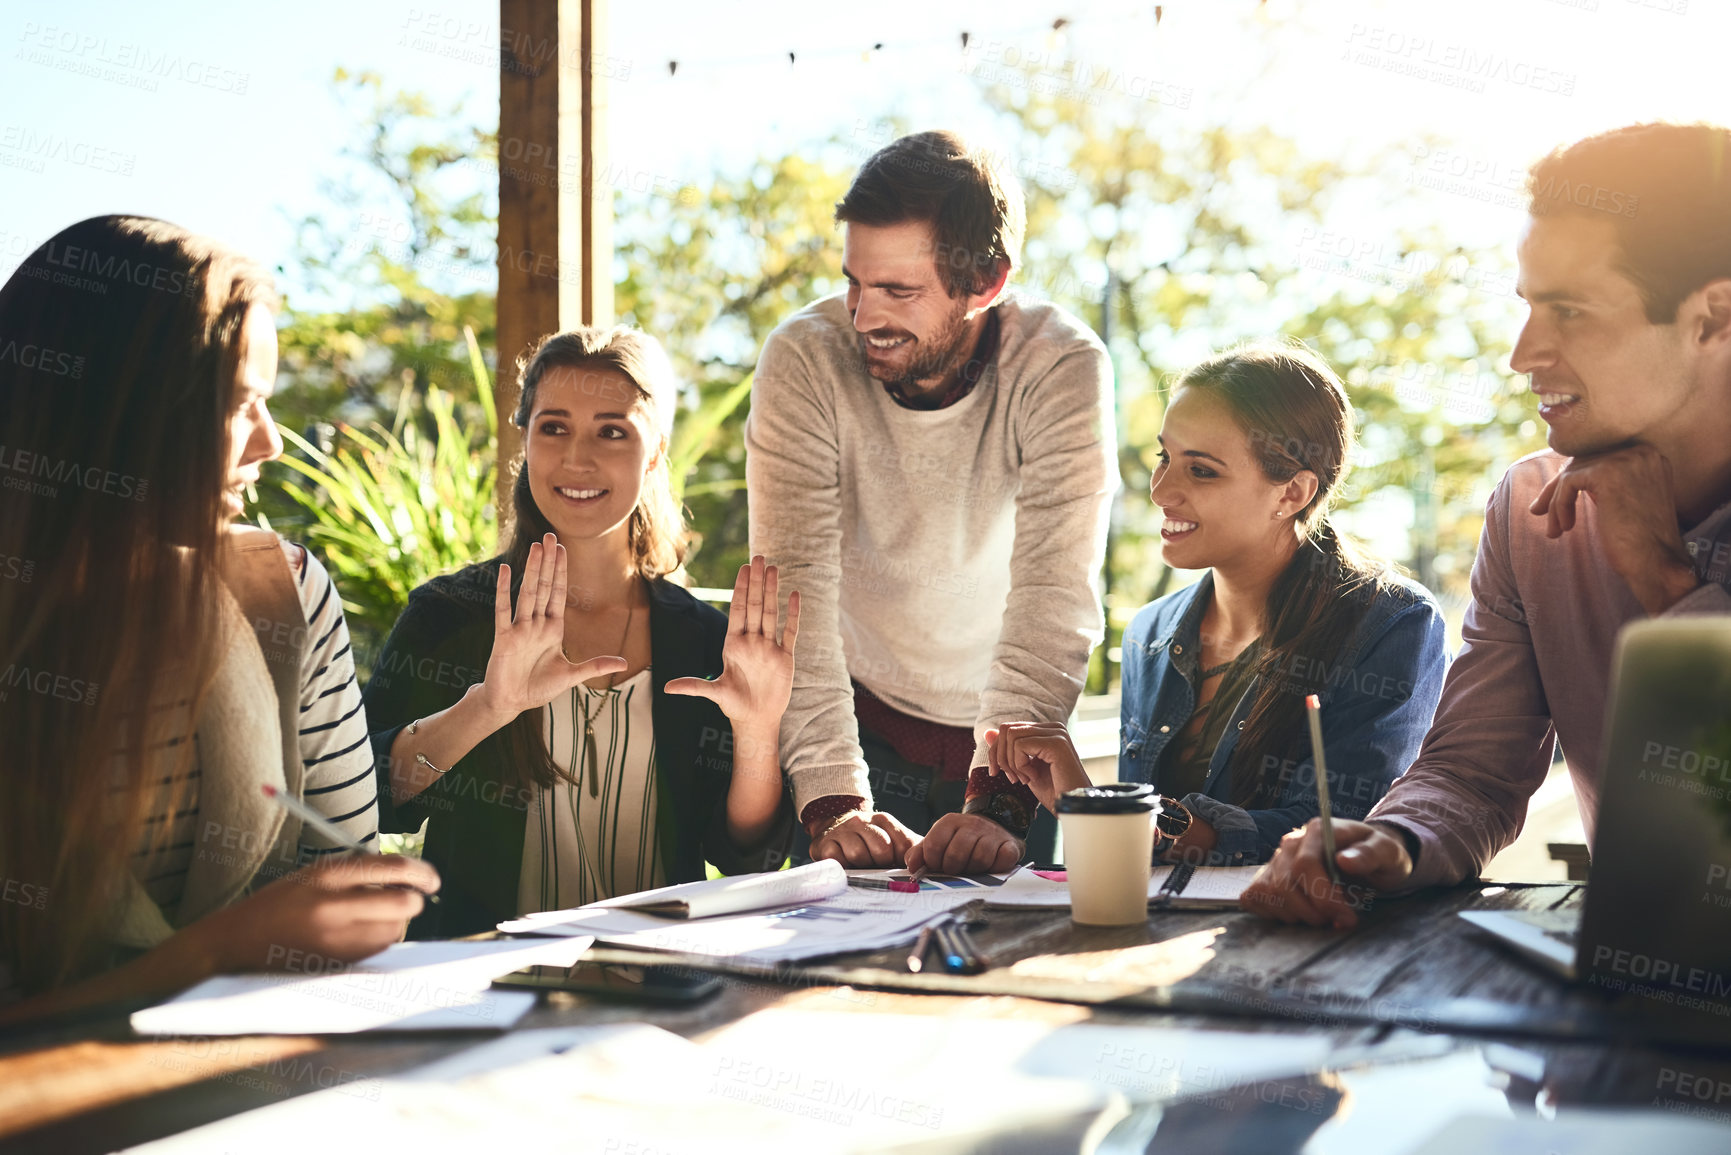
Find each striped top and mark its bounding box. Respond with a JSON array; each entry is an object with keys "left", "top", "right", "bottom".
[
  {"left": 517, "top": 667, "right": 663, "bottom": 914},
  {"left": 129, "top": 540, "right": 379, "bottom": 917}
]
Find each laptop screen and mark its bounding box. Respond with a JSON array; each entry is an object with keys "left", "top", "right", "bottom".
[{"left": 1579, "top": 617, "right": 1731, "bottom": 1034}]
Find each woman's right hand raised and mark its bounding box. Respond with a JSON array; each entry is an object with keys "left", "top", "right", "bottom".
[{"left": 477, "top": 533, "right": 628, "bottom": 720}]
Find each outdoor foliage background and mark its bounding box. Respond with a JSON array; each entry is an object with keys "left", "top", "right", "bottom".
[{"left": 255, "top": 57, "right": 1545, "bottom": 691}]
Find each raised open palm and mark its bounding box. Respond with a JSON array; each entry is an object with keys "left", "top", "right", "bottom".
[
  {"left": 478, "top": 533, "right": 627, "bottom": 718},
  {"left": 666, "top": 555, "right": 800, "bottom": 729}
]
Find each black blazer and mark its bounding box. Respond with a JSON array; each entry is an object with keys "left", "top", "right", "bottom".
[{"left": 364, "top": 562, "right": 793, "bottom": 938}]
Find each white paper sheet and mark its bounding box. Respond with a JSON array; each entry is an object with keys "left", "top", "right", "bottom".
[
  {"left": 124, "top": 1009, "right": 1352, "bottom": 1154},
  {"left": 502, "top": 882, "right": 983, "bottom": 963},
  {"left": 130, "top": 936, "right": 595, "bottom": 1036},
  {"left": 987, "top": 864, "right": 1262, "bottom": 910},
  {"left": 500, "top": 864, "right": 1009, "bottom": 939}
]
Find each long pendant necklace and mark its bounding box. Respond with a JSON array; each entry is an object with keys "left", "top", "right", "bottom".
[{"left": 577, "top": 590, "right": 637, "bottom": 799}]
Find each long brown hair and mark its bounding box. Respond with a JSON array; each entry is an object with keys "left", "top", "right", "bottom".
[
  {"left": 1174, "top": 343, "right": 1391, "bottom": 810},
  {"left": 0, "top": 216, "right": 278, "bottom": 992},
  {"left": 496, "top": 325, "right": 690, "bottom": 789}
]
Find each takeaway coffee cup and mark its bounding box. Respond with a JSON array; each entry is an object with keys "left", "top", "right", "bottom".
[{"left": 1056, "top": 782, "right": 1157, "bottom": 926}]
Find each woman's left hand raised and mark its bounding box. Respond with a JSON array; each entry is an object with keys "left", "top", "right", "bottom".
[{"left": 665, "top": 555, "right": 800, "bottom": 733}]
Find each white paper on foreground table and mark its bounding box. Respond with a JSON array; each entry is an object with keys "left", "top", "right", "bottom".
[
  {"left": 130, "top": 936, "right": 594, "bottom": 1036},
  {"left": 125, "top": 1012, "right": 1731, "bottom": 1155},
  {"left": 123, "top": 1009, "right": 1358, "bottom": 1154},
  {"left": 500, "top": 876, "right": 984, "bottom": 963}
]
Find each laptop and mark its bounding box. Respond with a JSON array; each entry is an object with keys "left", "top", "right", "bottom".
[{"left": 1460, "top": 617, "right": 1731, "bottom": 1019}]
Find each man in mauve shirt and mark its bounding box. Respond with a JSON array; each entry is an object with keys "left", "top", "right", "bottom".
[{"left": 1244, "top": 122, "right": 1731, "bottom": 927}]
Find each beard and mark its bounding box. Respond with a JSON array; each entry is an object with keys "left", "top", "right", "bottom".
[{"left": 858, "top": 298, "right": 975, "bottom": 399}]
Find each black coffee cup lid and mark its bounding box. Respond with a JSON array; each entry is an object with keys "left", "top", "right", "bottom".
[{"left": 1056, "top": 782, "right": 1157, "bottom": 814}]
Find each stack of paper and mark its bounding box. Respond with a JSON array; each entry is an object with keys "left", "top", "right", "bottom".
[
  {"left": 512, "top": 859, "right": 847, "bottom": 926},
  {"left": 130, "top": 936, "right": 595, "bottom": 1036},
  {"left": 501, "top": 872, "right": 985, "bottom": 964},
  {"left": 987, "top": 864, "right": 1263, "bottom": 911}
]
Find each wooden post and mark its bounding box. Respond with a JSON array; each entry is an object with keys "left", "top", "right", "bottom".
[{"left": 496, "top": 0, "right": 611, "bottom": 521}]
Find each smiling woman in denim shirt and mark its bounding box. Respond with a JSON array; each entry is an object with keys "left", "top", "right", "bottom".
[{"left": 986, "top": 343, "right": 1449, "bottom": 866}]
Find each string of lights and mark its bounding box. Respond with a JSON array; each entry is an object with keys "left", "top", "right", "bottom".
[{"left": 653, "top": 3, "right": 1269, "bottom": 78}]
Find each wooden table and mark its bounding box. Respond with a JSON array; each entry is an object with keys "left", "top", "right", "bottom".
[{"left": 4, "top": 881, "right": 1730, "bottom": 1152}]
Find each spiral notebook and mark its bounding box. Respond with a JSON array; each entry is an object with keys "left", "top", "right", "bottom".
[{"left": 986, "top": 864, "right": 1262, "bottom": 911}]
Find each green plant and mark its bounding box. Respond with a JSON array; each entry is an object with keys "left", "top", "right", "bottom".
[
  {"left": 668, "top": 372, "right": 755, "bottom": 502},
  {"left": 273, "top": 70, "right": 498, "bottom": 440},
  {"left": 258, "top": 326, "right": 499, "bottom": 676}
]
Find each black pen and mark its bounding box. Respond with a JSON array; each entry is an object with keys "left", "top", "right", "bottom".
[{"left": 1154, "top": 861, "right": 1195, "bottom": 909}]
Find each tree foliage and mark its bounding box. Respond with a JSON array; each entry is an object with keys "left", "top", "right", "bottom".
[
  {"left": 972, "top": 55, "right": 1543, "bottom": 684},
  {"left": 613, "top": 148, "right": 853, "bottom": 582},
  {"left": 262, "top": 64, "right": 1545, "bottom": 691},
  {"left": 272, "top": 69, "right": 498, "bottom": 442}
]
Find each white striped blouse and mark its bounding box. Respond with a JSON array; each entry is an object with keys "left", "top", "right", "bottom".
[
  {"left": 517, "top": 666, "right": 664, "bottom": 914},
  {"left": 130, "top": 540, "right": 380, "bottom": 915}
]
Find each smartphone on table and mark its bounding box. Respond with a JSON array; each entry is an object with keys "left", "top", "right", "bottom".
[{"left": 492, "top": 962, "right": 722, "bottom": 1004}]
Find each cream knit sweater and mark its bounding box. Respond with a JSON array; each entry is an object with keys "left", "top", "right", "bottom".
[{"left": 746, "top": 291, "right": 1118, "bottom": 814}]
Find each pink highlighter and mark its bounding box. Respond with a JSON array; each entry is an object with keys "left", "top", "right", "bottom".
[{"left": 889, "top": 867, "right": 929, "bottom": 893}]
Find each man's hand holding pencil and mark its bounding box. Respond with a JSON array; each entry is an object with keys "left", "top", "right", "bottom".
[{"left": 1240, "top": 694, "right": 1413, "bottom": 929}]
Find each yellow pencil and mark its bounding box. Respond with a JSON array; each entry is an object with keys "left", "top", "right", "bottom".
[{"left": 1304, "top": 695, "right": 1342, "bottom": 886}]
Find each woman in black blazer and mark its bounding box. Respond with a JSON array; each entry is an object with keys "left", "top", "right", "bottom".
[{"left": 365, "top": 326, "right": 800, "bottom": 937}]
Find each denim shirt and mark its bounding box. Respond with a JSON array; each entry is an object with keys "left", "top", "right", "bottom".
[{"left": 1117, "top": 570, "right": 1450, "bottom": 865}]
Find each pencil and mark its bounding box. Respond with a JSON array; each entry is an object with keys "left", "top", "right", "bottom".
[
  {"left": 261, "top": 784, "right": 439, "bottom": 903},
  {"left": 1304, "top": 695, "right": 1343, "bottom": 886},
  {"left": 907, "top": 924, "right": 935, "bottom": 972}
]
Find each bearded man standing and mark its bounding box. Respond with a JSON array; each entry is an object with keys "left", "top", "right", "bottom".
[{"left": 746, "top": 130, "right": 1118, "bottom": 873}]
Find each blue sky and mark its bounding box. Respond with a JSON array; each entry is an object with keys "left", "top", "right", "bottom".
[
  {"left": 5, "top": 0, "right": 1725, "bottom": 568},
  {"left": 4, "top": 0, "right": 1727, "bottom": 292}
]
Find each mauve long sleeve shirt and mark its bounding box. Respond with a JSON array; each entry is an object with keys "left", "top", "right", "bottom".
[{"left": 1369, "top": 450, "right": 1731, "bottom": 888}]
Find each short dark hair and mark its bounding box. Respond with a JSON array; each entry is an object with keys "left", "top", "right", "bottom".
[
  {"left": 1528, "top": 122, "right": 1731, "bottom": 323},
  {"left": 835, "top": 130, "right": 1024, "bottom": 298}
]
